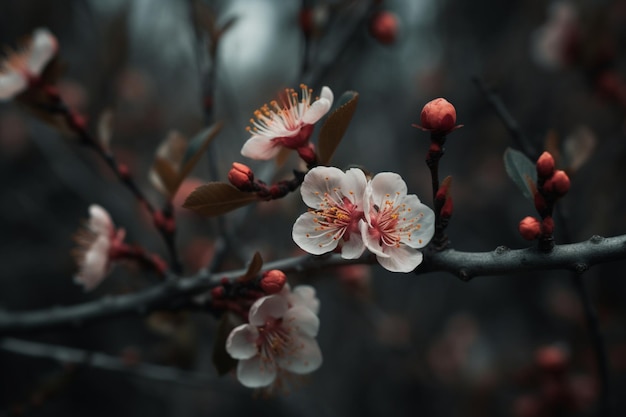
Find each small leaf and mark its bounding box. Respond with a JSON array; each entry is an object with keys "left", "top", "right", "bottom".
[
  {"left": 179, "top": 121, "right": 223, "bottom": 180},
  {"left": 182, "top": 182, "right": 258, "bottom": 216},
  {"left": 563, "top": 126, "right": 596, "bottom": 174},
  {"left": 152, "top": 157, "right": 181, "bottom": 197},
  {"left": 275, "top": 147, "right": 292, "bottom": 167},
  {"left": 503, "top": 147, "right": 537, "bottom": 200},
  {"left": 157, "top": 130, "right": 188, "bottom": 167},
  {"left": 240, "top": 252, "right": 263, "bottom": 282},
  {"left": 318, "top": 91, "right": 359, "bottom": 165},
  {"left": 212, "top": 312, "right": 242, "bottom": 376}
]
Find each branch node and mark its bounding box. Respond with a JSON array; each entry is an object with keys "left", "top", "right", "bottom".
[
  {"left": 574, "top": 263, "right": 589, "bottom": 274},
  {"left": 589, "top": 235, "right": 604, "bottom": 244},
  {"left": 458, "top": 269, "right": 471, "bottom": 281},
  {"left": 494, "top": 245, "right": 510, "bottom": 255}
]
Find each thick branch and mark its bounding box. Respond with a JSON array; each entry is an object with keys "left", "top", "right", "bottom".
[{"left": 0, "top": 235, "right": 624, "bottom": 334}]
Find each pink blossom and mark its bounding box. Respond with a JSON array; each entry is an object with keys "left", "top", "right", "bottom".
[
  {"left": 226, "top": 290, "right": 322, "bottom": 388},
  {"left": 73, "top": 205, "right": 125, "bottom": 291},
  {"left": 0, "top": 28, "right": 58, "bottom": 101},
  {"left": 292, "top": 166, "right": 367, "bottom": 259},
  {"left": 241, "top": 85, "right": 333, "bottom": 160},
  {"left": 360, "top": 173, "right": 435, "bottom": 272}
]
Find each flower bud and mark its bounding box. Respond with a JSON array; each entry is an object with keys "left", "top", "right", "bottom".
[
  {"left": 551, "top": 170, "right": 570, "bottom": 196},
  {"left": 297, "top": 143, "right": 317, "bottom": 165},
  {"left": 420, "top": 98, "right": 457, "bottom": 133},
  {"left": 536, "top": 151, "right": 555, "bottom": 179},
  {"left": 534, "top": 192, "right": 547, "bottom": 214},
  {"left": 440, "top": 196, "right": 453, "bottom": 219},
  {"left": 260, "top": 270, "right": 287, "bottom": 294},
  {"left": 369, "top": 11, "right": 398, "bottom": 45},
  {"left": 228, "top": 162, "right": 254, "bottom": 191},
  {"left": 535, "top": 345, "right": 568, "bottom": 373},
  {"left": 541, "top": 216, "right": 554, "bottom": 235},
  {"left": 519, "top": 216, "right": 541, "bottom": 240}
]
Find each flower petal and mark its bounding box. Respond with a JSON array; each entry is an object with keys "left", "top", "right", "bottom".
[
  {"left": 89, "top": 204, "right": 114, "bottom": 236},
  {"left": 0, "top": 71, "right": 27, "bottom": 101},
  {"left": 277, "top": 335, "right": 322, "bottom": 374},
  {"left": 300, "top": 86, "right": 333, "bottom": 124},
  {"left": 359, "top": 220, "right": 389, "bottom": 258},
  {"left": 75, "top": 235, "right": 110, "bottom": 291},
  {"left": 27, "top": 28, "right": 58, "bottom": 75},
  {"left": 226, "top": 324, "right": 259, "bottom": 360},
  {"left": 369, "top": 172, "right": 408, "bottom": 207},
  {"left": 340, "top": 229, "right": 365, "bottom": 259},
  {"left": 248, "top": 294, "right": 288, "bottom": 326},
  {"left": 289, "top": 285, "right": 320, "bottom": 314},
  {"left": 284, "top": 306, "right": 319, "bottom": 337},
  {"left": 377, "top": 245, "right": 423, "bottom": 273},
  {"left": 240, "top": 134, "right": 281, "bottom": 160},
  {"left": 341, "top": 168, "right": 368, "bottom": 206},
  {"left": 292, "top": 212, "right": 340, "bottom": 255},
  {"left": 300, "top": 166, "right": 345, "bottom": 208},
  {"left": 397, "top": 195, "right": 435, "bottom": 249},
  {"left": 237, "top": 355, "right": 277, "bottom": 388}
]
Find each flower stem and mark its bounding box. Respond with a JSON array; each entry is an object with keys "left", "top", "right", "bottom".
[{"left": 425, "top": 134, "right": 449, "bottom": 249}]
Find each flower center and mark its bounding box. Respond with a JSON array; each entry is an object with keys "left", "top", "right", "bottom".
[
  {"left": 257, "top": 318, "right": 295, "bottom": 363},
  {"left": 370, "top": 196, "right": 424, "bottom": 248},
  {"left": 311, "top": 193, "right": 364, "bottom": 243}
]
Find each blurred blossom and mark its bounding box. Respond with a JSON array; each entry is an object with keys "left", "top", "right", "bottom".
[{"left": 531, "top": 1, "right": 579, "bottom": 70}]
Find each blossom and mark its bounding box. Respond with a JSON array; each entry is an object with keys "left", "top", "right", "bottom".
[
  {"left": 0, "top": 28, "right": 58, "bottom": 101},
  {"left": 226, "top": 290, "right": 322, "bottom": 388},
  {"left": 241, "top": 84, "right": 333, "bottom": 160},
  {"left": 360, "top": 172, "right": 435, "bottom": 272},
  {"left": 531, "top": 2, "right": 579, "bottom": 70},
  {"left": 281, "top": 284, "right": 320, "bottom": 315},
  {"left": 292, "top": 166, "right": 367, "bottom": 259},
  {"left": 73, "top": 205, "right": 125, "bottom": 291}
]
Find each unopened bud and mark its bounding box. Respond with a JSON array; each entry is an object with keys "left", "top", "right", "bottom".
[
  {"left": 536, "top": 151, "right": 555, "bottom": 179},
  {"left": 369, "top": 11, "right": 398, "bottom": 45},
  {"left": 519, "top": 216, "right": 541, "bottom": 240},
  {"left": 297, "top": 143, "right": 317, "bottom": 165},
  {"left": 211, "top": 286, "right": 225, "bottom": 299},
  {"left": 440, "top": 196, "right": 453, "bottom": 219},
  {"left": 118, "top": 163, "right": 130, "bottom": 180},
  {"left": 228, "top": 162, "right": 254, "bottom": 191},
  {"left": 534, "top": 192, "right": 547, "bottom": 214},
  {"left": 535, "top": 345, "right": 568, "bottom": 373},
  {"left": 551, "top": 170, "right": 570, "bottom": 196},
  {"left": 260, "top": 270, "right": 287, "bottom": 294},
  {"left": 420, "top": 98, "right": 457, "bottom": 133},
  {"left": 541, "top": 216, "right": 554, "bottom": 235}
]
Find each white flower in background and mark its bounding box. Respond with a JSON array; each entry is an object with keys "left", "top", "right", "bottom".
[
  {"left": 281, "top": 284, "right": 320, "bottom": 315},
  {"left": 241, "top": 84, "right": 333, "bottom": 160},
  {"left": 292, "top": 166, "right": 367, "bottom": 259},
  {"left": 360, "top": 172, "right": 435, "bottom": 273},
  {"left": 73, "top": 205, "right": 126, "bottom": 291},
  {"left": 0, "top": 28, "right": 58, "bottom": 101},
  {"left": 226, "top": 291, "right": 322, "bottom": 388},
  {"left": 531, "top": 2, "right": 579, "bottom": 70}
]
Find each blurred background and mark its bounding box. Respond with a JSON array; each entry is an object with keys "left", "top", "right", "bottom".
[{"left": 1, "top": 0, "right": 626, "bottom": 416}]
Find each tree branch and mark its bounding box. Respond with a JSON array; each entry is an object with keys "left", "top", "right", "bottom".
[{"left": 0, "top": 235, "right": 625, "bottom": 335}]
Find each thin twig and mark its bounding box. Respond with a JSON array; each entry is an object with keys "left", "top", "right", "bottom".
[{"left": 0, "top": 234, "right": 625, "bottom": 335}]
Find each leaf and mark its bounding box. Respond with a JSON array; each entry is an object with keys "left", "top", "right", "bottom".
[
  {"left": 212, "top": 312, "right": 242, "bottom": 376},
  {"left": 275, "top": 147, "right": 292, "bottom": 167},
  {"left": 563, "top": 126, "right": 596, "bottom": 174},
  {"left": 179, "top": 121, "right": 223, "bottom": 180},
  {"left": 318, "top": 91, "right": 359, "bottom": 165},
  {"left": 182, "top": 182, "right": 258, "bottom": 216},
  {"left": 503, "top": 147, "right": 537, "bottom": 200},
  {"left": 240, "top": 252, "right": 263, "bottom": 282},
  {"left": 152, "top": 157, "right": 181, "bottom": 197},
  {"left": 157, "top": 130, "right": 188, "bottom": 167}
]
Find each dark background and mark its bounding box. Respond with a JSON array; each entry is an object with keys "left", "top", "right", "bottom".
[{"left": 0, "top": 0, "right": 625, "bottom": 416}]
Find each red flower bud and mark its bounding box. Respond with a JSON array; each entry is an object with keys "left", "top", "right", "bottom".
[
  {"left": 536, "top": 151, "right": 555, "bottom": 179},
  {"left": 534, "top": 192, "right": 547, "bottom": 213},
  {"left": 519, "top": 216, "right": 541, "bottom": 240},
  {"left": 535, "top": 345, "right": 568, "bottom": 373},
  {"left": 420, "top": 98, "right": 457, "bottom": 133},
  {"left": 228, "top": 162, "right": 254, "bottom": 190},
  {"left": 551, "top": 170, "right": 570, "bottom": 196},
  {"left": 297, "top": 143, "right": 317, "bottom": 165},
  {"left": 369, "top": 11, "right": 398, "bottom": 45},
  {"left": 117, "top": 163, "right": 131, "bottom": 180},
  {"left": 541, "top": 216, "right": 554, "bottom": 235},
  {"left": 211, "top": 286, "right": 225, "bottom": 299},
  {"left": 260, "top": 270, "right": 286, "bottom": 294},
  {"left": 440, "top": 196, "right": 453, "bottom": 219}
]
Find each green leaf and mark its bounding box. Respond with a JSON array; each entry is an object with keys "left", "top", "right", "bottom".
[
  {"left": 240, "top": 252, "right": 263, "bottom": 282},
  {"left": 212, "top": 312, "right": 242, "bottom": 376},
  {"left": 503, "top": 147, "right": 537, "bottom": 200},
  {"left": 318, "top": 91, "right": 359, "bottom": 165},
  {"left": 182, "top": 182, "right": 258, "bottom": 216},
  {"left": 180, "top": 121, "right": 223, "bottom": 180}
]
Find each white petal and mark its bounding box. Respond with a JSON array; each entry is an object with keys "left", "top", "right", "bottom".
[
  {"left": 340, "top": 230, "right": 365, "bottom": 259},
  {"left": 284, "top": 306, "right": 319, "bottom": 337},
  {"left": 75, "top": 235, "right": 110, "bottom": 291},
  {"left": 248, "top": 295, "right": 288, "bottom": 326},
  {"left": 320, "top": 86, "right": 334, "bottom": 106},
  {"left": 369, "top": 172, "right": 408, "bottom": 206},
  {"left": 240, "top": 135, "right": 281, "bottom": 160},
  {"left": 396, "top": 195, "right": 435, "bottom": 249},
  {"left": 301, "top": 88, "right": 333, "bottom": 125},
  {"left": 88, "top": 204, "right": 113, "bottom": 236},
  {"left": 0, "top": 71, "right": 27, "bottom": 101},
  {"left": 341, "top": 168, "right": 368, "bottom": 206},
  {"left": 276, "top": 335, "right": 322, "bottom": 374},
  {"left": 300, "top": 166, "right": 345, "bottom": 208},
  {"left": 377, "top": 246, "right": 423, "bottom": 273},
  {"left": 292, "top": 212, "right": 340, "bottom": 255},
  {"left": 237, "top": 355, "right": 277, "bottom": 388},
  {"left": 359, "top": 220, "right": 389, "bottom": 258},
  {"left": 226, "top": 324, "right": 259, "bottom": 360},
  {"left": 289, "top": 285, "right": 320, "bottom": 314},
  {"left": 27, "top": 28, "right": 58, "bottom": 76}
]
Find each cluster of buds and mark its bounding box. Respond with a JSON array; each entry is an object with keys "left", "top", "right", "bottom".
[
  {"left": 518, "top": 152, "right": 570, "bottom": 249},
  {"left": 227, "top": 162, "right": 305, "bottom": 200}
]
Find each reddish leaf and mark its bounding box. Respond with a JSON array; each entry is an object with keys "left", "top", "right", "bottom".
[
  {"left": 182, "top": 182, "right": 258, "bottom": 216},
  {"left": 179, "top": 121, "right": 223, "bottom": 180},
  {"left": 240, "top": 252, "right": 263, "bottom": 282},
  {"left": 275, "top": 147, "right": 292, "bottom": 167},
  {"left": 152, "top": 157, "right": 181, "bottom": 197},
  {"left": 318, "top": 91, "right": 359, "bottom": 165}
]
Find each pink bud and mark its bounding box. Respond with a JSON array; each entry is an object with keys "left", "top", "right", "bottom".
[
  {"left": 297, "top": 143, "right": 317, "bottom": 165},
  {"left": 541, "top": 216, "right": 554, "bottom": 235},
  {"left": 536, "top": 151, "right": 555, "bottom": 179},
  {"left": 420, "top": 98, "right": 457, "bottom": 133},
  {"left": 551, "top": 170, "right": 570, "bottom": 196},
  {"left": 228, "top": 162, "right": 254, "bottom": 190},
  {"left": 535, "top": 345, "right": 568, "bottom": 373},
  {"left": 440, "top": 196, "right": 453, "bottom": 219},
  {"left": 260, "top": 270, "right": 286, "bottom": 294},
  {"left": 519, "top": 216, "right": 541, "bottom": 240},
  {"left": 369, "top": 11, "right": 398, "bottom": 45}
]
